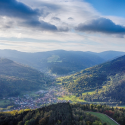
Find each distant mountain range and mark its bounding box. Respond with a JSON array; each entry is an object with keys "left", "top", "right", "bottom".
[
  {"left": 58, "top": 54, "right": 125, "bottom": 104},
  {"left": 0, "top": 49, "right": 125, "bottom": 102},
  {"left": 0, "top": 58, "right": 53, "bottom": 97},
  {"left": 96, "top": 50, "right": 125, "bottom": 61},
  {"left": 0, "top": 49, "right": 125, "bottom": 75}
]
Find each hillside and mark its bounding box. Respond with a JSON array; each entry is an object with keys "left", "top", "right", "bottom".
[
  {"left": 57, "top": 55, "right": 125, "bottom": 104},
  {"left": 96, "top": 50, "right": 125, "bottom": 61},
  {"left": 0, "top": 58, "right": 53, "bottom": 97},
  {"left": 0, "top": 49, "right": 106, "bottom": 75},
  {"left": 1, "top": 103, "right": 124, "bottom": 125},
  {"left": 0, "top": 49, "right": 124, "bottom": 75}
]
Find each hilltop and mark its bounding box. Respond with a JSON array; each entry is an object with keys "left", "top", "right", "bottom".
[{"left": 0, "top": 102, "right": 124, "bottom": 125}]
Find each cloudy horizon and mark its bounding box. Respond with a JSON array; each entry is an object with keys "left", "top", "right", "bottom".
[{"left": 0, "top": 0, "right": 125, "bottom": 52}]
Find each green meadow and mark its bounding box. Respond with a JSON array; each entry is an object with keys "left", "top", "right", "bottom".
[
  {"left": 87, "top": 112, "right": 118, "bottom": 125},
  {"left": 58, "top": 95, "right": 86, "bottom": 103}
]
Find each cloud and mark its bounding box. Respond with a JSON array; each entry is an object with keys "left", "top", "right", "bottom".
[
  {"left": 68, "top": 17, "right": 74, "bottom": 20},
  {"left": 1, "top": 0, "right": 125, "bottom": 54},
  {"left": 0, "top": 0, "right": 100, "bottom": 33},
  {"left": 75, "top": 17, "right": 125, "bottom": 34},
  {"left": 23, "top": 19, "right": 57, "bottom": 31},
  {"left": 58, "top": 27, "right": 69, "bottom": 32},
  {"left": 0, "top": 0, "right": 38, "bottom": 19},
  {"left": 51, "top": 17, "right": 61, "bottom": 21},
  {"left": 0, "top": 0, "right": 57, "bottom": 31},
  {"left": 1, "top": 37, "right": 125, "bottom": 53}
]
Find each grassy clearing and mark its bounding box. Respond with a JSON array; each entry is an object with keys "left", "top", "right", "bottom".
[
  {"left": 120, "top": 106, "right": 125, "bottom": 109},
  {"left": 47, "top": 55, "right": 62, "bottom": 63},
  {"left": 58, "top": 95, "right": 86, "bottom": 103},
  {"left": 87, "top": 112, "right": 118, "bottom": 125},
  {"left": 56, "top": 82, "right": 62, "bottom": 85},
  {"left": 82, "top": 90, "right": 96, "bottom": 96},
  {"left": 116, "top": 106, "right": 125, "bottom": 109},
  {"left": 0, "top": 100, "right": 11, "bottom": 107}
]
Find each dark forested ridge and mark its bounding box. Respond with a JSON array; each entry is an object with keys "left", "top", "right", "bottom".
[
  {"left": 0, "top": 58, "right": 53, "bottom": 97},
  {"left": 58, "top": 55, "right": 125, "bottom": 104},
  {"left": 0, "top": 102, "right": 125, "bottom": 125}
]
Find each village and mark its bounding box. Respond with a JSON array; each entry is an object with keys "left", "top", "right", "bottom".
[{"left": 6, "top": 86, "right": 72, "bottom": 111}]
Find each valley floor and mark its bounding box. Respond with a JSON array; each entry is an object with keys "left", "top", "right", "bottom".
[
  {"left": 0, "top": 85, "right": 72, "bottom": 111},
  {"left": 0, "top": 84, "right": 125, "bottom": 112}
]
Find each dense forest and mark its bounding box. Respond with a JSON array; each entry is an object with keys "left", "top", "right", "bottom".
[
  {"left": 83, "top": 74, "right": 125, "bottom": 103},
  {"left": 0, "top": 58, "right": 53, "bottom": 97},
  {"left": 57, "top": 55, "right": 125, "bottom": 104},
  {"left": 0, "top": 102, "right": 125, "bottom": 125}
]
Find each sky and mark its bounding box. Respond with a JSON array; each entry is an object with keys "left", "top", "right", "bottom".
[{"left": 0, "top": 0, "right": 125, "bottom": 53}]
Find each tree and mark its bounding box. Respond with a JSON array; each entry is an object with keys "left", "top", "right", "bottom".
[
  {"left": 103, "top": 123, "right": 107, "bottom": 125},
  {"left": 92, "top": 120, "right": 102, "bottom": 125}
]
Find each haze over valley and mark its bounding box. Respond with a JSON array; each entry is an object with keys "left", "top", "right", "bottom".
[{"left": 0, "top": 49, "right": 125, "bottom": 111}]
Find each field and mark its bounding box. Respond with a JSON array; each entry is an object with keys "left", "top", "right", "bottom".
[
  {"left": 47, "top": 55, "right": 62, "bottom": 63},
  {"left": 87, "top": 112, "right": 118, "bottom": 125},
  {"left": 0, "top": 99, "right": 11, "bottom": 107},
  {"left": 116, "top": 105, "right": 125, "bottom": 109},
  {"left": 82, "top": 89, "right": 96, "bottom": 96},
  {"left": 56, "top": 82, "right": 62, "bottom": 85},
  {"left": 119, "top": 105, "right": 125, "bottom": 109},
  {"left": 58, "top": 95, "right": 86, "bottom": 103},
  {"left": 0, "top": 99, "right": 13, "bottom": 111}
]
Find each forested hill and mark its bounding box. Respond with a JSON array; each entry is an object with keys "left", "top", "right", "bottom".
[
  {"left": 57, "top": 55, "right": 125, "bottom": 103},
  {"left": 0, "top": 58, "right": 53, "bottom": 97},
  {"left": 0, "top": 49, "right": 105, "bottom": 75},
  {"left": 0, "top": 49, "right": 125, "bottom": 75},
  {"left": 0, "top": 102, "right": 125, "bottom": 125}
]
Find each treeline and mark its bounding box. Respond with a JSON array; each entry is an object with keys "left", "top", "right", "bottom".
[
  {"left": 71, "top": 106, "right": 103, "bottom": 125},
  {"left": 1, "top": 103, "right": 125, "bottom": 125},
  {"left": 71, "top": 103, "right": 125, "bottom": 125}
]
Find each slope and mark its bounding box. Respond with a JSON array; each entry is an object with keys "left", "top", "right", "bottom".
[
  {"left": 57, "top": 55, "right": 125, "bottom": 103},
  {"left": 96, "top": 50, "right": 125, "bottom": 61},
  {"left": 0, "top": 58, "right": 53, "bottom": 97}
]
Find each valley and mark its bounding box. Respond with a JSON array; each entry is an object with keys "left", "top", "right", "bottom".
[
  {"left": 1, "top": 51, "right": 125, "bottom": 111},
  {"left": 1, "top": 82, "right": 125, "bottom": 112},
  {"left": 1, "top": 0, "right": 125, "bottom": 124},
  {"left": 1, "top": 50, "right": 125, "bottom": 125},
  {"left": 0, "top": 85, "right": 70, "bottom": 111}
]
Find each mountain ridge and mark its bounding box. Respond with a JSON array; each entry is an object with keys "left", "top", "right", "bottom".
[{"left": 0, "top": 49, "right": 125, "bottom": 75}]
